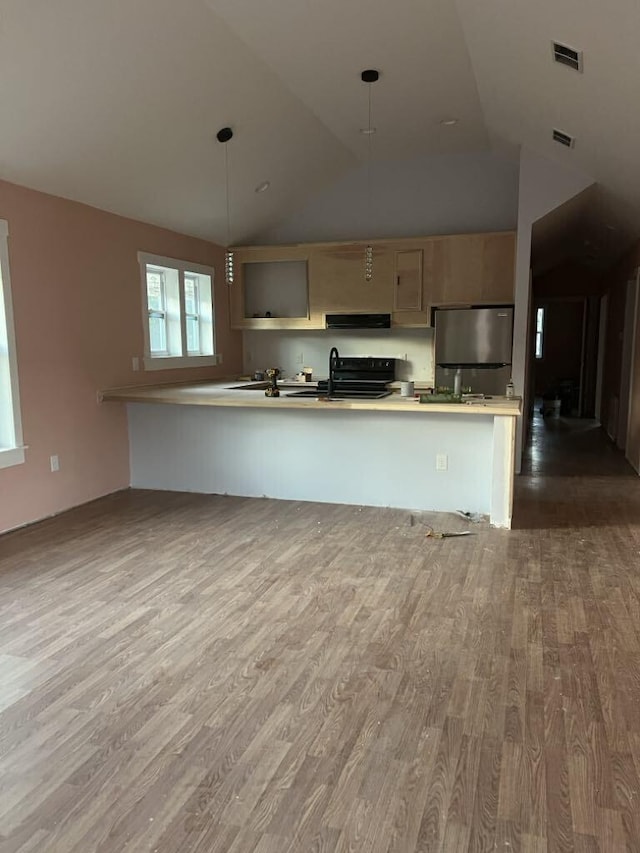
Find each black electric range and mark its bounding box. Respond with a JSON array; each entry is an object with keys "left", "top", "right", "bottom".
[{"left": 286, "top": 356, "right": 396, "bottom": 399}]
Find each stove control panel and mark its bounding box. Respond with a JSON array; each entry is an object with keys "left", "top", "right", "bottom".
[{"left": 331, "top": 357, "right": 396, "bottom": 382}]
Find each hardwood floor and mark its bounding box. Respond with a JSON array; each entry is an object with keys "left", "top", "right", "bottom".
[{"left": 1, "top": 414, "right": 640, "bottom": 852}]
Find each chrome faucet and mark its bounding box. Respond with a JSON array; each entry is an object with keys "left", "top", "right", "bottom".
[{"left": 327, "top": 346, "right": 339, "bottom": 397}]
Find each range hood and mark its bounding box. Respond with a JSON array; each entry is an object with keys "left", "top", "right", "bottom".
[{"left": 325, "top": 313, "right": 391, "bottom": 330}]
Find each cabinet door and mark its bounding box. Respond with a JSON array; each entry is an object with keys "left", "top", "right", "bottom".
[
  {"left": 394, "top": 250, "right": 423, "bottom": 311},
  {"left": 431, "top": 235, "right": 482, "bottom": 304},
  {"left": 480, "top": 233, "right": 516, "bottom": 302},
  {"left": 391, "top": 245, "right": 433, "bottom": 326},
  {"left": 309, "top": 244, "right": 393, "bottom": 315},
  {"left": 431, "top": 233, "right": 515, "bottom": 305}
]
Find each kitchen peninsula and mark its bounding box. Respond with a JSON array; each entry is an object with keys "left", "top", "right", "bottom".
[{"left": 102, "top": 380, "right": 520, "bottom": 528}]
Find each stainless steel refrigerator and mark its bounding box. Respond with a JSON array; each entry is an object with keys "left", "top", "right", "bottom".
[{"left": 434, "top": 306, "right": 514, "bottom": 396}]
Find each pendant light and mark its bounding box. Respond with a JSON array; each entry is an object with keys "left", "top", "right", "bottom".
[
  {"left": 216, "top": 126, "right": 234, "bottom": 285},
  {"left": 361, "top": 69, "right": 379, "bottom": 282}
]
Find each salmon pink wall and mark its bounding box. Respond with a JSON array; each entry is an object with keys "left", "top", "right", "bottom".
[{"left": 0, "top": 180, "right": 242, "bottom": 534}]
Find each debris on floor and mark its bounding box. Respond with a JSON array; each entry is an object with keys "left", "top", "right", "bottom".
[
  {"left": 426, "top": 529, "right": 473, "bottom": 539},
  {"left": 455, "top": 510, "right": 483, "bottom": 523}
]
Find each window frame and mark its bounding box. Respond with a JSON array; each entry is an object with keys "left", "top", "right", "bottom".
[
  {"left": 0, "top": 219, "right": 25, "bottom": 469},
  {"left": 138, "top": 252, "right": 219, "bottom": 371}
]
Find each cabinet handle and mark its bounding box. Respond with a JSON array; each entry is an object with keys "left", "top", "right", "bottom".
[{"left": 396, "top": 275, "right": 400, "bottom": 286}]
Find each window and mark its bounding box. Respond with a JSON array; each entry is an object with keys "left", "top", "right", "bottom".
[
  {"left": 184, "top": 274, "right": 201, "bottom": 353},
  {"left": 138, "top": 252, "right": 218, "bottom": 370},
  {"left": 146, "top": 268, "right": 168, "bottom": 354},
  {"left": 535, "top": 307, "right": 545, "bottom": 359},
  {"left": 0, "top": 220, "right": 25, "bottom": 469}
]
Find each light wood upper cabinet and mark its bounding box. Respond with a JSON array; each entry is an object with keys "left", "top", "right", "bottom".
[
  {"left": 308, "top": 243, "right": 393, "bottom": 315},
  {"left": 394, "top": 250, "right": 423, "bottom": 311},
  {"left": 390, "top": 246, "right": 434, "bottom": 326},
  {"left": 228, "top": 231, "right": 515, "bottom": 330},
  {"left": 229, "top": 245, "right": 323, "bottom": 329},
  {"left": 480, "top": 233, "right": 517, "bottom": 303},
  {"left": 429, "top": 232, "right": 516, "bottom": 305}
]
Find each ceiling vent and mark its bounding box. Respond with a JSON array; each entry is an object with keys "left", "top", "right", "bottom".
[
  {"left": 553, "top": 129, "right": 575, "bottom": 148},
  {"left": 552, "top": 41, "right": 583, "bottom": 72}
]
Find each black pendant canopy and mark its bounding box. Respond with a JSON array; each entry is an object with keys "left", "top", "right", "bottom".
[
  {"left": 216, "top": 127, "right": 233, "bottom": 143},
  {"left": 361, "top": 69, "right": 379, "bottom": 83}
]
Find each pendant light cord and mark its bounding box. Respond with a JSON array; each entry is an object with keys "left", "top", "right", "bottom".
[
  {"left": 360, "top": 69, "right": 378, "bottom": 282},
  {"left": 367, "top": 81, "right": 372, "bottom": 232},
  {"left": 224, "top": 142, "right": 231, "bottom": 248}
]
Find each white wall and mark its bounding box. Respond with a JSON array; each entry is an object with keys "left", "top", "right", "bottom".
[
  {"left": 512, "top": 149, "right": 594, "bottom": 468},
  {"left": 128, "top": 403, "right": 495, "bottom": 516},
  {"left": 243, "top": 328, "right": 434, "bottom": 383},
  {"left": 254, "top": 151, "right": 519, "bottom": 245}
]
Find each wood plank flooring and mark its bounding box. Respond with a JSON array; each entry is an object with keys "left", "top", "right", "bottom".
[{"left": 1, "top": 415, "right": 640, "bottom": 851}]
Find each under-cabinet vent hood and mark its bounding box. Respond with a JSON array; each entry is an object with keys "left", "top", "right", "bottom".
[{"left": 325, "top": 313, "right": 391, "bottom": 330}]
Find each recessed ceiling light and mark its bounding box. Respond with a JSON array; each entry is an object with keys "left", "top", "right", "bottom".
[
  {"left": 440, "top": 118, "right": 459, "bottom": 126},
  {"left": 254, "top": 181, "right": 270, "bottom": 194},
  {"left": 359, "top": 127, "right": 377, "bottom": 135}
]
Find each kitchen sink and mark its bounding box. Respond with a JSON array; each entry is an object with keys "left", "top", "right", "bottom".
[
  {"left": 226, "top": 382, "right": 269, "bottom": 390},
  {"left": 286, "top": 389, "right": 392, "bottom": 400}
]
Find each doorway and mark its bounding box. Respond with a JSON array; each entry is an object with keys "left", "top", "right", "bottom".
[{"left": 533, "top": 297, "right": 587, "bottom": 417}]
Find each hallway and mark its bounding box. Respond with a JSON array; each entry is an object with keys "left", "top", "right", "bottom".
[
  {"left": 509, "top": 410, "right": 640, "bottom": 851},
  {"left": 515, "top": 408, "right": 640, "bottom": 529}
]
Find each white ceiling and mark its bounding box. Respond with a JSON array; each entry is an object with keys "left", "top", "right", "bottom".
[
  {"left": 0, "top": 0, "right": 638, "bottom": 254},
  {"left": 206, "top": 0, "right": 488, "bottom": 160}
]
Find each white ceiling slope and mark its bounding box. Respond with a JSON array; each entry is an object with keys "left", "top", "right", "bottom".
[
  {"left": 0, "top": 0, "right": 353, "bottom": 243},
  {"left": 205, "top": 0, "right": 488, "bottom": 161},
  {"left": 0, "top": 0, "right": 638, "bottom": 255},
  {"left": 455, "top": 0, "right": 640, "bottom": 255},
  {"left": 256, "top": 152, "right": 519, "bottom": 245}
]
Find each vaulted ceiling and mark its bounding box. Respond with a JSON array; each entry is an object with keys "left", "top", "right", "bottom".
[{"left": 0, "top": 0, "right": 638, "bottom": 254}]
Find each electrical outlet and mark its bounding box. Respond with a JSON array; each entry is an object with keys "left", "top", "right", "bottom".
[
  {"left": 132, "top": 356, "right": 140, "bottom": 371},
  {"left": 50, "top": 454, "right": 60, "bottom": 472},
  {"left": 436, "top": 453, "right": 448, "bottom": 471},
  {"left": 296, "top": 352, "right": 304, "bottom": 364}
]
